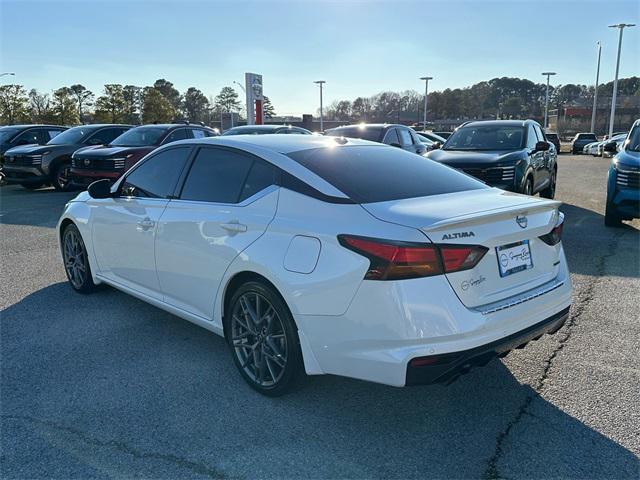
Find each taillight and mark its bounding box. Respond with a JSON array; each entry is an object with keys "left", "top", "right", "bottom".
[
  {"left": 338, "top": 235, "right": 487, "bottom": 280},
  {"left": 539, "top": 212, "right": 565, "bottom": 246}
]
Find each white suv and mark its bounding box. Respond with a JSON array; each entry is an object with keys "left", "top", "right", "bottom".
[{"left": 58, "top": 135, "right": 572, "bottom": 395}]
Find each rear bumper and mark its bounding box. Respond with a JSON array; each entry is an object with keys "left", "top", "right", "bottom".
[
  {"left": 297, "top": 249, "right": 572, "bottom": 387},
  {"left": 405, "top": 306, "right": 569, "bottom": 385}
]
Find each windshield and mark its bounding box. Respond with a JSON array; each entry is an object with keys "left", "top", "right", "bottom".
[
  {"left": 111, "top": 126, "right": 166, "bottom": 146},
  {"left": 47, "top": 126, "right": 94, "bottom": 145},
  {"left": 546, "top": 133, "right": 558, "bottom": 140},
  {"left": 287, "top": 145, "right": 485, "bottom": 203},
  {"left": 444, "top": 125, "right": 524, "bottom": 151},
  {"left": 325, "top": 126, "right": 382, "bottom": 142},
  {"left": 624, "top": 126, "right": 639, "bottom": 152},
  {"left": 0, "top": 128, "right": 19, "bottom": 143}
]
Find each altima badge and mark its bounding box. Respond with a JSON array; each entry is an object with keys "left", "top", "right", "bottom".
[{"left": 516, "top": 215, "right": 528, "bottom": 229}]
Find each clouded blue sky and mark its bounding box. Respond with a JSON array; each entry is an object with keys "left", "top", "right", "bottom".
[{"left": 1, "top": 0, "right": 638, "bottom": 115}]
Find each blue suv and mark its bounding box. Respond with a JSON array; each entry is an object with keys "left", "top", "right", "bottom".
[{"left": 605, "top": 119, "right": 640, "bottom": 227}]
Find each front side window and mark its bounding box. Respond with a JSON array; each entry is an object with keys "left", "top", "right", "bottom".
[
  {"left": 89, "top": 127, "right": 130, "bottom": 145},
  {"left": 120, "top": 147, "right": 191, "bottom": 198},
  {"left": 287, "top": 145, "right": 486, "bottom": 203},
  {"left": 444, "top": 125, "right": 525, "bottom": 151},
  {"left": 625, "top": 125, "right": 640, "bottom": 152},
  {"left": 111, "top": 126, "right": 166, "bottom": 147},
  {"left": 533, "top": 125, "right": 545, "bottom": 142},
  {"left": 48, "top": 129, "right": 63, "bottom": 140},
  {"left": 15, "top": 130, "right": 42, "bottom": 145},
  {"left": 180, "top": 148, "right": 255, "bottom": 203},
  {"left": 526, "top": 125, "right": 538, "bottom": 149},
  {"left": 398, "top": 128, "right": 413, "bottom": 146}
]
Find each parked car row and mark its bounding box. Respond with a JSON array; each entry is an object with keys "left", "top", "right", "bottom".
[{"left": 0, "top": 122, "right": 219, "bottom": 191}]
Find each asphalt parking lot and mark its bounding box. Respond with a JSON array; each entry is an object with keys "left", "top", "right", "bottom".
[{"left": 1, "top": 154, "right": 639, "bottom": 479}]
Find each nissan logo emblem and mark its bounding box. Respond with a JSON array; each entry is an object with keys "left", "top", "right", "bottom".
[
  {"left": 516, "top": 215, "right": 528, "bottom": 229},
  {"left": 83, "top": 159, "right": 91, "bottom": 167}
]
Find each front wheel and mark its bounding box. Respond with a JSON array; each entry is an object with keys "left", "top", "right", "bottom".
[
  {"left": 540, "top": 169, "right": 557, "bottom": 199},
  {"left": 52, "top": 162, "right": 74, "bottom": 192},
  {"left": 522, "top": 177, "right": 533, "bottom": 196},
  {"left": 604, "top": 202, "right": 623, "bottom": 227},
  {"left": 62, "top": 223, "right": 97, "bottom": 293},
  {"left": 225, "top": 281, "right": 304, "bottom": 396}
]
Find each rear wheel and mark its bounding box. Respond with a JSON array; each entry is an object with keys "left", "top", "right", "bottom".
[
  {"left": 62, "top": 223, "right": 96, "bottom": 293},
  {"left": 604, "top": 202, "right": 623, "bottom": 227},
  {"left": 52, "top": 162, "right": 74, "bottom": 192},
  {"left": 225, "top": 281, "right": 304, "bottom": 396},
  {"left": 540, "top": 168, "right": 557, "bottom": 199}
]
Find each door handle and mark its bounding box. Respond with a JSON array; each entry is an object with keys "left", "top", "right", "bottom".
[
  {"left": 137, "top": 218, "right": 155, "bottom": 230},
  {"left": 221, "top": 221, "right": 247, "bottom": 233}
]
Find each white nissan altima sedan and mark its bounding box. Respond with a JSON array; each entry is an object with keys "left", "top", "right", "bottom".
[{"left": 57, "top": 135, "right": 572, "bottom": 395}]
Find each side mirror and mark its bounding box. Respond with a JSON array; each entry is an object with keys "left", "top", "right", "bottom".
[
  {"left": 432, "top": 142, "right": 442, "bottom": 150},
  {"left": 535, "top": 141, "right": 550, "bottom": 152},
  {"left": 16, "top": 139, "right": 30, "bottom": 146},
  {"left": 603, "top": 141, "right": 617, "bottom": 153},
  {"left": 389, "top": 142, "right": 402, "bottom": 148},
  {"left": 88, "top": 138, "right": 104, "bottom": 146},
  {"left": 87, "top": 179, "right": 113, "bottom": 199}
]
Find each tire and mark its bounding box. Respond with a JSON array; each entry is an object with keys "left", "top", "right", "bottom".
[
  {"left": 522, "top": 177, "right": 533, "bottom": 196},
  {"left": 225, "top": 280, "right": 304, "bottom": 396},
  {"left": 52, "top": 161, "right": 74, "bottom": 192},
  {"left": 540, "top": 168, "right": 557, "bottom": 199},
  {"left": 61, "top": 223, "right": 97, "bottom": 293},
  {"left": 21, "top": 182, "right": 45, "bottom": 190},
  {"left": 604, "top": 202, "right": 623, "bottom": 227}
]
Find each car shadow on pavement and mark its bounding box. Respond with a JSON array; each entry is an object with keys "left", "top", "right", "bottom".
[
  {"left": 0, "top": 185, "right": 79, "bottom": 229},
  {"left": 560, "top": 203, "right": 639, "bottom": 279},
  {"left": 2, "top": 282, "right": 638, "bottom": 479}
]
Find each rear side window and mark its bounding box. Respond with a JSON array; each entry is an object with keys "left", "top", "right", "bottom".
[
  {"left": 163, "top": 129, "right": 188, "bottom": 144},
  {"left": 240, "top": 160, "right": 278, "bottom": 201},
  {"left": 398, "top": 128, "right": 413, "bottom": 146},
  {"left": 90, "top": 127, "right": 129, "bottom": 145},
  {"left": 287, "top": 145, "right": 486, "bottom": 203},
  {"left": 382, "top": 129, "right": 400, "bottom": 145},
  {"left": 121, "top": 147, "right": 191, "bottom": 198},
  {"left": 180, "top": 148, "right": 270, "bottom": 204}
]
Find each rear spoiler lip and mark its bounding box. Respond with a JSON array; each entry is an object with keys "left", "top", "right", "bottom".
[{"left": 420, "top": 198, "right": 562, "bottom": 232}]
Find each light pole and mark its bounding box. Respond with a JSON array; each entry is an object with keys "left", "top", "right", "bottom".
[
  {"left": 314, "top": 80, "right": 325, "bottom": 131},
  {"left": 590, "top": 42, "right": 602, "bottom": 134},
  {"left": 608, "top": 23, "right": 636, "bottom": 138},
  {"left": 0, "top": 72, "right": 15, "bottom": 79},
  {"left": 420, "top": 76, "right": 433, "bottom": 130},
  {"left": 542, "top": 72, "right": 556, "bottom": 130}
]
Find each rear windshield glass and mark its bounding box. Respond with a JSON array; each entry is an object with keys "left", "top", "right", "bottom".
[
  {"left": 325, "top": 126, "right": 383, "bottom": 142},
  {"left": 577, "top": 133, "right": 597, "bottom": 140},
  {"left": 286, "top": 145, "right": 486, "bottom": 203}
]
